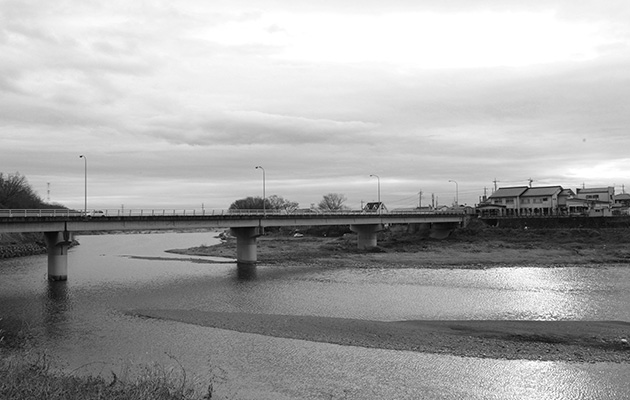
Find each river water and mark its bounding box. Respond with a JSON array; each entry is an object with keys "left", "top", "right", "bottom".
[{"left": 1, "top": 231, "right": 630, "bottom": 399}]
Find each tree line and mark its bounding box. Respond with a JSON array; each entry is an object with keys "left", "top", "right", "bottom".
[
  {"left": 1, "top": 170, "right": 350, "bottom": 213},
  {"left": 0, "top": 172, "right": 60, "bottom": 209},
  {"left": 229, "top": 193, "right": 349, "bottom": 212}
]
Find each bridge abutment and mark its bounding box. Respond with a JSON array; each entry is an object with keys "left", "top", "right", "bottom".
[
  {"left": 230, "top": 226, "right": 263, "bottom": 264},
  {"left": 44, "top": 231, "right": 72, "bottom": 281},
  {"left": 350, "top": 224, "right": 384, "bottom": 249}
]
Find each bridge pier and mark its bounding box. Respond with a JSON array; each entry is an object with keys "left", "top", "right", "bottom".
[
  {"left": 44, "top": 231, "right": 73, "bottom": 281},
  {"left": 230, "top": 226, "right": 264, "bottom": 264},
  {"left": 350, "top": 224, "right": 385, "bottom": 249}
]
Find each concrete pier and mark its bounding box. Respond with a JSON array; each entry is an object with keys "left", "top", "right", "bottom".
[
  {"left": 230, "top": 226, "right": 263, "bottom": 264},
  {"left": 44, "top": 231, "right": 72, "bottom": 281},
  {"left": 350, "top": 224, "right": 384, "bottom": 249}
]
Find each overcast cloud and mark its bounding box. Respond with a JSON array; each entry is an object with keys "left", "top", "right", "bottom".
[{"left": 1, "top": 0, "right": 629, "bottom": 210}]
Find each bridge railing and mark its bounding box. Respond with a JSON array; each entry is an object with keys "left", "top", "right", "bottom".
[
  {"left": 1, "top": 208, "right": 466, "bottom": 218},
  {"left": 0, "top": 209, "right": 84, "bottom": 217}
]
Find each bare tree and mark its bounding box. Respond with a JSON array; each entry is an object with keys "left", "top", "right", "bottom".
[
  {"left": 0, "top": 172, "right": 44, "bottom": 209},
  {"left": 229, "top": 195, "right": 299, "bottom": 211},
  {"left": 229, "top": 196, "right": 265, "bottom": 210},
  {"left": 266, "top": 195, "right": 299, "bottom": 212},
  {"left": 317, "top": 193, "right": 348, "bottom": 211}
]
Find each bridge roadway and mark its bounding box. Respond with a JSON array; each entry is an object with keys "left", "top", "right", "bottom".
[{"left": 0, "top": 209, "right": 467, "bottom": 281}]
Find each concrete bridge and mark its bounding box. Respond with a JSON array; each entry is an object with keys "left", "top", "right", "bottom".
[{"left": 0, "top": 208, "right": 467, "bottom": 281}]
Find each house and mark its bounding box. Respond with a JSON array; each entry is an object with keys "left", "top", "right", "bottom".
[
  {"left": 484, "top": 186, "right": 568, "bottom": 216},
  {"left": 363, "top": 202, "right": 387, "bottom": 213},
  {"left": 518, "top": 186, "right": 565, "bottom": 216},
  {"left": 479, "top": 184, "right": 623, "bottom": 218},
  {"left": 481, "top": 185, "right": 580, "bottom": 217},
  {"left": 476, "top": 202, "right": 506, "bottom": 217},
  {"left": 573, "top": 187, "right": 615, "bottom": 216},
  {"left": 576, "top": 187, "right": 614, "bottom": 204},
  {"left": 485, "top": 186, "right": 528, "bottom": 217},
  {"left": 614, "top": 193, "right": 630, "bottom": 207}
]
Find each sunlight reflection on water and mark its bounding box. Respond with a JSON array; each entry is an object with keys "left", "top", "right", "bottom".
[{"left": 2, "top": 232, "right": 630, "bottom": 399}]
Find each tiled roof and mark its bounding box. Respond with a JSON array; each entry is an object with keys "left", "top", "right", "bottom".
[
  {"left": 488, "top": 186, "right": 528, "bottom": 198},
  {"left": 521, "top": 186, "right": 563, "bottom": 197}
]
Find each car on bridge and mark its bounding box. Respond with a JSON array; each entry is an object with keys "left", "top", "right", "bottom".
[{"left": 87, "top": 210, "right": 106, "bottom": 217}]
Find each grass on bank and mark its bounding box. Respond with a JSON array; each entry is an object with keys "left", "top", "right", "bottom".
[
  {"left": 0, "top": 353, "right": 214, "bottom": 400},
  {"left": 1, "top": 318, "right": 214, "bottom": 400}
]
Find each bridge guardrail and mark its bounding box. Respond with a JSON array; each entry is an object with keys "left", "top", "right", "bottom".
[{"left": 0, "top": 208, "right": 466, "bottom": 218}]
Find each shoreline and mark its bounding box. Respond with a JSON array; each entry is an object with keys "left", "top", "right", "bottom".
[
  {"left": 132, "top": 310, "right": 630, "bottom": 363},
  {"left": 168, "top": 227, "right": 630, "bottom": 268},
  {"left": 161, "top": 228, "right": 630, "bottom": 362}
]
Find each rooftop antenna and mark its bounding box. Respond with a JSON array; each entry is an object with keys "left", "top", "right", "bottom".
[
  {"left": 493, "top": 178, "right": 500, "bottom": 192},
  {"left": 528, "top": 178, "right": 534, "bottom": 187}
]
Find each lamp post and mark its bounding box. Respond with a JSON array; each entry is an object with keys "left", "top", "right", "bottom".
[
  {"left": 79, "top": 155, "right": 87, "bottom": 215},
  {"left": 255, "top": 166, "right": 266, "bottom": 215},
  {"left": 448, "top": 179, "right": 459, "bottom": 207},
  {"left": 369, "top": 174, "right": 381, "bottom": 206}
]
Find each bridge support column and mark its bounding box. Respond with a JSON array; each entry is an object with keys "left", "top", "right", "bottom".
[
  {"left": 230, "top": 227, "right": 263, "bottom": 264},
  {"left": 44, "top": 231, "right": 73, "bottom": 281},
  {"left": 350, "top": 224, "right": 384, "bottom": 249}
]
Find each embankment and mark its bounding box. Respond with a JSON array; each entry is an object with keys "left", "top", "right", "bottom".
[{"left": 0, "top": 233, "right": 46, "bottom": 259}]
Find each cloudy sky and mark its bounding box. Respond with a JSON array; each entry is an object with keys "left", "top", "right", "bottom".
[{"left": 2, "top": 0, "right": 629, "bottom": 211}]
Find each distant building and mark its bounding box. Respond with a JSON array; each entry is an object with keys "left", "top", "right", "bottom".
[
  {"left": 483, "top": 186, "right": 572, "bottom": 216},
  {"left": 566, "top": 187, "right": 615, "bottom": 216},
  {"left": 363, "top": 202, "right": 387, "bottom": 212},
  {"left": 614, "top": 193, "right": 630, "bottom": 207},
  {"left": 477, "top": 184, "right": 624, "bottom": 217},
  {"left": 576, "top": 187, "right": 614, "bottom": 203}
]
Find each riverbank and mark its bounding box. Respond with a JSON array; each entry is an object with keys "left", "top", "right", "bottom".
[
  {"left": 169, "top": 224, "right": 630, "bottom": 268},
  {"left": 162, "top": 225, "right": 630, "bottom": 363},
  {"left": 0, "top": 233, "right": 46, "bottom": 259}
]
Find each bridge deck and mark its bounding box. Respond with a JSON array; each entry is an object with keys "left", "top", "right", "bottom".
[{"left": 0, "top": 209, "right": 467, "bottom": 233}]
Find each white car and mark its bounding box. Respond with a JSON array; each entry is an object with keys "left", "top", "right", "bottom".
[{"left": 88, "top": 210, "right": 105, "bottom": 217}]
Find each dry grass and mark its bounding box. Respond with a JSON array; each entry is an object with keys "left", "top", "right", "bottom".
[
  {"left": 175, "top": 225, "right": 630, "bottom": 268},
  {"left": 0, "top": 353, "right": 213, "bottom": 400}
]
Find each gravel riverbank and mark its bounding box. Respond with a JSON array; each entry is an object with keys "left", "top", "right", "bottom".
[{"left": 132, "top": 310, "right": 630, "bottom": 363}]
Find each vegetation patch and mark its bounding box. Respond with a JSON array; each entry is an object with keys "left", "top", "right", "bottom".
[{"left": 0, "top": 354, "right": 211, "bottom": 400}]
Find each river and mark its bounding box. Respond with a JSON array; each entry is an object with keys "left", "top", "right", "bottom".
[{"left": 1, "top": 231, "right": 629, "bottom": 399}]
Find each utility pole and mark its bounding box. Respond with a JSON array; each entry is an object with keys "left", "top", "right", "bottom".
[
  {"left": 418, "top": 190, "right": 423, "bottom": 209},
  {"left": 493, "top": 178, "right": 499, "bottom": 192},
  {"left": 47, "top": 182, "right": 50, "bottom": 202}
]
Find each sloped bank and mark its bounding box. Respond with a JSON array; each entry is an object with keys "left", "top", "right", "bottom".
[{"left": 0, "top": 233, "right": 46, "bottom": 259}]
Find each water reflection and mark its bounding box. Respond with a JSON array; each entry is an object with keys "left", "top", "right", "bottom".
[
  {"left": 43, "top": 281, "right": 71, "bottom": 338},
  {"left": 235, "top": 263, "right": 257, "bottom": 281},
  {"left": 3, "top": 232, "right": 630, "bottom": 399}
]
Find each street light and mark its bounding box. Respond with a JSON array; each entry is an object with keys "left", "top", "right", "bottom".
[
  {"left": 255, "top": 166, "right": 266, "bottom": 215},
  {"left": 448, "top": 179, "right": 459, "bottom": 207},
  {"left": 79, "top": 155, "right": 87, "bottom": 215},
  {"left": 369, "top": 174, "right": 381, "bottom": 204}
]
